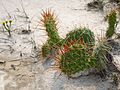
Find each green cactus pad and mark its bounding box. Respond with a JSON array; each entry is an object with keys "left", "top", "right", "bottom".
[
  {"left": 60, "top": 44, "right": 96, "bottom": 76},
  {"left": 59, "top": 28, "right": 96, "bottom": 76}
]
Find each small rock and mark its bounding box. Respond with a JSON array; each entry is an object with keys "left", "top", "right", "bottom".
[
  {"left": 0, "top": 60, "right": 6, "bottom": 64},
  {"left": 87, "top": 0, "right": 103, "bottom": 10},
  {"left": 21, "top": 30, "right": 31, "bottom": 34}
]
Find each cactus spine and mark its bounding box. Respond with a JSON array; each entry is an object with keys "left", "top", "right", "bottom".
[{"left": 41, "top": 9, "right": 61, "bottom": 58}]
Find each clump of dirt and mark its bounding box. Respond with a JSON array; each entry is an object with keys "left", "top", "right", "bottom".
[{"left": 87, "top": 0, "right": 104, "bottom": 11}]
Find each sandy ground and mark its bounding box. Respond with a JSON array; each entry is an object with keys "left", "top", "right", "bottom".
[{"left": 0, "top": 0, "right": 120, "bottom": 90}]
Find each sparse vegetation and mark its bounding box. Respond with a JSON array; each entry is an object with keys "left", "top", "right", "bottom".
[
  {"left": 94, "top": 38, "right": 112, "bottom": 72},
  {"left": 40, "top": 9, "right": 119, "bottom": 77},
  {"left": 106, "top": 10, "right": 117, "bottom": 38},
  {"left": 2, "top": 20, "right": 12, "bottom": 37},
  {"left": 0, "top": 1, "right": 120, "bottom": 90}
]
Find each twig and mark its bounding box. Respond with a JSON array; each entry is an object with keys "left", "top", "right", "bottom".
[
  {"left": 20, "top": 0, "right": 29, "bottom": 19},
  {"left": 0, "top": 38, "right": 15, "bottom": 44}
]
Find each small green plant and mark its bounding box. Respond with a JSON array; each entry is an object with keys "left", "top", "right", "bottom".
[
  {"left": 58, "top": 28, "right": 97, "bottom": 76},
  {"left": 41, "top": 9, "right": 62, "bottom": 58},
  {"left": 106, "top": 10, "right": 117, "bottom": 38},
  {"left": 2, "top": 20, "right": 12, "bottom": 37},
  {"left": 94, "top": 38, "right": 112, "bottom": 71}
]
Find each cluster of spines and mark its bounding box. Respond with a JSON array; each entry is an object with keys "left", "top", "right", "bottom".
[
  {"left": 41, "top": 9, "right": 61, "bottom": 58},
  {"left": 58, "top": 28, "right": 96, "bottom": 76}
]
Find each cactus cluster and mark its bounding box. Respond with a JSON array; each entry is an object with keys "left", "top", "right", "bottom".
[{"left": 41, "top": 9, "right": 113, "bottom": 77}]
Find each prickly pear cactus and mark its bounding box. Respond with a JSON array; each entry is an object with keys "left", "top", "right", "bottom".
[
  {"left": 58, "top": 28, "right": 97, "bottom": 76},
  {"left": 40, "top": 9, "right": 109, "bottom": 77},
  {"left": 59, "top": 28, "right": 95, "bottom": 54},
  {"left": 106, "top": 10, "right": 117, "bottom": 38},
  {"left": 41, "top": 9, "right": 60, "bottom": 45},
  {"left": 65, "top": 28, "right": 95, "bottom": 46},
  {"left": 41, "top": 9, "right": 61, "bottom": 58}
]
